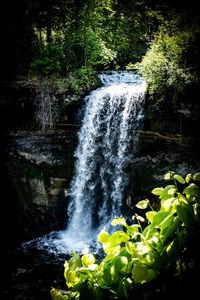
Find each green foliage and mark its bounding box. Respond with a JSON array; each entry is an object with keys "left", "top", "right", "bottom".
[
  {"left": 69, "top": 67, "right": 101, "bottom": 94},
  {"left": 29, "top": 40, "right": 64, "bottom": 76},
  {"left": 50, "top": 171, "right": 200, "bottom": 299},
  {"left": 135, "top": 23, "right": 199, "bottom": 94},
  {"left": 29, "top": 0, "right": 152, "bottom": 77}
]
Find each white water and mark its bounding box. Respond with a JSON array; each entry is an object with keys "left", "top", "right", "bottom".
[
  {"left": 20, "top": 71, "right": 147, "bottom": 255},
  {"left": 62, "top": 71, "right": 147, "bottom": 251}
]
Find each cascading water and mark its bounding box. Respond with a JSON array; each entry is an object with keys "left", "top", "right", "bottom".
[
  {"left": 20, "top": 71, "right": 147, "bottom": 255},
  {"left": 34, "top": 81, "right": 59, "bottom": 130},
  {"left": 62, "top": 71, "right": 147, "bottom": 250}
]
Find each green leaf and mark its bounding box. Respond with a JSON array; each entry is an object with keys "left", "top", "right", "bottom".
[
  {"left": 103, "top": 264, "right": 119, "bottom": 285},
  {"left": 111, "top": 217, "right": 127, "bottom": 227},
  {"left": 134, "top": 214, "right": 145, "bottom": 222},
  {"left": 176, "top": 203, "right": 194, "bottom": 227},
  {"left": 98, "top": 229, "right": 110, "bottom": 244},
  {"left": 183, "top": 183, "right": 200, "bottom": 202},
  {"left": 50, "top": 288, "right": 69, "bottom": 300},
  {"left": 151, "top": 187, "right": 164, "bottom": 195},
  {"left": 177, "top": 192, "right": 188, "bottom": 204},
  {"left": 185, "top": 174, "right": 192, "bottom": 183},
  {"left": 161, "top": 197, "right": 178, "bottom": 212},
  {"left": 143, "top": 225, "right": 158, "bottom": 240},
  {"left": 142, "top": 252, "right": 156, "bottom": 266},
  {"left": 66, "top": 254, "right": 81, "bottom": 272},
  {"left": 117, "top": 278, "right": 132, "bottom": 299},
  {"left": 146, "top": 211, "right": 157, "bottom": 223},
  {"left": 109, "top": 231, "right": 130, "bottom": 246},
  {"left": 174, "top": 174, "right": 185, "bottom": 184},
  {"left": 160, "top": 185, "right": 176, "bottom": 201},
  {"left": 126, "top": 224, "right": 140, "bottom": 237},
  {"left": 125, "top": 241, "right": 136, "bottom": 255},
  {"left": 193, "top": 172, "right": 200, "bottom": 181},
  {"left": 159, "top": 213, "right": 175, "bottom": 232},
  {"left": 132, "top": 263, "right": 157, "bottom": 283},
  {"left": 151, "top": 211, "right": 169, "bottom": 227},
  {"left": 164, "top": 171, "right": 173, "bottom": 180},
  {"left": 161, "top": 216, "right": 181, "bottom": 241},
  {"left": 135, "top": 199, "right": 149, "bottom": 209},
  {"left": 114, "top": 256, "right": 129, "bottom": 273},
  {"left": 81, "top": 253, "right": 96, "bottom": 266}
]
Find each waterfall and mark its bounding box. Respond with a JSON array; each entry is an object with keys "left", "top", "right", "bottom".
[
  {"left": 34, "top": 81, "right": 58, "bottom": 130},
  {"left": 62, "top": 71, "right": 147, "bottom": 250}
]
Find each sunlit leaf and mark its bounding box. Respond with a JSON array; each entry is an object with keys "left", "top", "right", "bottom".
[
  {"left": 143, "top": 225, "right": 158, "bottom": 240},
  {"left": 161, "top": 197, "right": 178, "bottom": 212},
  {"left": 177, "top": 192, "right": 188, "bottom": 204},
  {"left": 143, "top": 252, "right": 155, "bottom": 265},
  {"left": 183, "top": 183, "right": 200, "bottom": 202},
  {"left": 160, "top": 185, "right": 176, "bottom": 201},
  {"left": 161, "top": 216, "right": 180, "bottom": 241},
  {"left": 82, "top": 253, "right": 96, "bottom": 266},
  {"left": 132, "top": 263, "right": 148, "bottom": 283},
  {"left": 108, "top": 231, "right": 130, "bottom": 247},
  {"left": 151, "top": 187, "right": 164, "bottom": 195},
  {"left": 67, "top": 255, "right": 81, "bottom": 272},
  {"left": 174, "top": 174, "right": 185, "bottom": 184},
  {"left": 111, "top": 217, "right": 127, "bottom": 227},
  {"left": 98, "top": 229, "right": 110, "bottom": 244},
  {"left": 164, "top": 171, "right": 173, "bottom": 180},
  {"left": 146, "top": 211, "right": 157, "bottom": 223},
  {"left": 126, "top": 224, "right": 140, "bottom": 237},
  {"left": 135, "top": 214, "right": 145, "bottom": 222},
  {"left": 125, "top": 241, "right": 136, "bottom": 255},
  {"left": 50, "top": 288, "right": 69, "bottom": 300},
  {"left": 66, "top": 270, "right": 81, "bottom": 288},
  {"left": 114, "top": 256, "right": 129, "bottom": 273},
  {"left": 185, "top": 173, "right": 192, "bottom": 183},
  {"left": 132, "top": 263, "right": 157, "bottom": 283},
  {"left": 151, "top": 211, "right": 169, "bottom": 227},
  {"left": 146, "top": 232, "right": 159, "bottom": 246},
  {"left": 159, "top": 213, "right": 175, "bottom": 232},
  {"left": 135, "top": 199, "right": 149, "bottom": 209},
  {"left": 135, "top": 241, "right": 151, "bottom": 257}
]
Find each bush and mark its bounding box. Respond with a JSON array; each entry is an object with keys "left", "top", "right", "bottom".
[
  {"left": 50, "top": 171, "right": 200, "bottom": 299},
  {"left": 29, "top": 41, "right": 63, "bottom": 76},
  {"left": 135, "top": 25, "right": 199, "bottom": 94}
]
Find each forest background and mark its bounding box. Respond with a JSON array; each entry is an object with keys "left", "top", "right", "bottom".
[{"left": 0, "top": 0, "right": 199, "bottom": 99}]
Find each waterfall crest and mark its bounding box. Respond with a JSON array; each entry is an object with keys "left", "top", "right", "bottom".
[{"left": 63, "top": 71, "right": 147, "bottom": 250}]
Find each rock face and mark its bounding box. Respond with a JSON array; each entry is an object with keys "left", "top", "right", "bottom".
[
  {"left": 0, "top": 76, "right": 82, "bottom": 133},
  {"left": 1, "top": 131, "right": 77, "bottom": 247},
  {"left": 127, "top": 87, "right": 200, "bottom": 204},
  {"left": 1, "top": 76, "right": 200, "bottom": 246}
]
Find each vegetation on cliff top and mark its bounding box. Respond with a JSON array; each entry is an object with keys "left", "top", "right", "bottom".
[{"left": 1, "top": 0, "right": 199, "bottom": 97}]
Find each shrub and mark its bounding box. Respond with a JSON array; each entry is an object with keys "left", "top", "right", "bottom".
[
  {"left": 50, "top": 171, "right": 200, "bottom": 299},
  {"left": 135, "top": 26, "right": 199, "bottom": 94}
]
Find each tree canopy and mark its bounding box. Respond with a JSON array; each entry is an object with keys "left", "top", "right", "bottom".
[{"left": 1, "top": 0, "right": 200, "bottom": 100}]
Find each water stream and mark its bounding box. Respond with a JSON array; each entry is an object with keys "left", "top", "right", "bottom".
[
  {"left": 19, "top": 72, "right": 146, "bottom": 257},
  {"left": 19, "top": 71, "right": 146, "bottom": 257},
  {"left": 62, "top": 71, "right": 147, "bottom": 250}
]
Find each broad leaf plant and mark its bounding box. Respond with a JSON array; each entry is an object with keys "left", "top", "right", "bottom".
[{"left": 50, "top": 171, "right": 200, "bottom": 300}]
